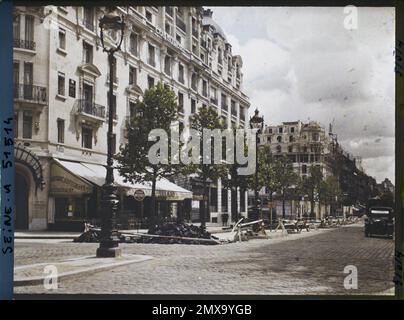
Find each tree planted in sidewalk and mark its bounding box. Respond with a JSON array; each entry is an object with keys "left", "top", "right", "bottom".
[
  {"left": 221, "top": 126, "right": 250, "bottom": 222},
  {"left": 116, "top": 82, "right": 181, "bottom": 227},
  {"left": 189, "top": 105, "right": 227, "bottom": 227},
  {"left": 318, "top": 175, "right": 341, "bottom": 217},
  {"left": 301, "top": 165, "right": 324, "bottom": 218},
  {"left": 271, "top": 155, "right": 299, "bottom": 219}
]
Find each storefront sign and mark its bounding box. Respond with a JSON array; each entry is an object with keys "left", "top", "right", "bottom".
[
  {"left": 133, "top": 189, "right": 146, "bottom": 201},
  {"left": 50, "top": 163, "right": 93, "bottom": 195},
  {"left": 154, "top": 26, "right": 185, "bottom": 53}
]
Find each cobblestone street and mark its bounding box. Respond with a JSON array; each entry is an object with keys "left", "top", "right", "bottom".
[{"left": 13, "top": 224, "right": 394, "bottom": 295}]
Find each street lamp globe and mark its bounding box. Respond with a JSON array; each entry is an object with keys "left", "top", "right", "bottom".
[
  {"left": 249, "top": 108, "right": 264, "bottom": 132},
  {"left": 99, "top": 8, "right": 125, "bottom": 53}
]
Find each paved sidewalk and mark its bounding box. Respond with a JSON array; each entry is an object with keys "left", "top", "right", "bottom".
[
  {"left": 15, "top": 224, "right": 230, "bottom": 239},
  {"left": 14, "top": 254, "right": 152, "bottom": 286}
]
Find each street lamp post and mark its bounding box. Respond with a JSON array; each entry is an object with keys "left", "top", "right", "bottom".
[
  {"left": 249, "top": 109, "right": 264, "bottom": 221},
  {"left": 96, "top": 9, "right": 125, "bottom": 258}
]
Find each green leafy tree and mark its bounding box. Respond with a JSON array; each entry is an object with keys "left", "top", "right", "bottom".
[
  {"left": 272, "top": 155, "right": 299, "bottom": 219},
  {"left": 256, "top": 145, "right": 279, "bottom": 222},
  {"left": 319, "top": 175, "right": 341, "bottom": 217},
  {"left": 116, "top": 82, "right": 181, "bottom": 227},
  {"left": 189, "top": 105, "right": 227, "bottom": 227},
  {"left": 301, "top": 165, "right": 324, "bottom": 218},
  {"left": 222, "top": 126, "right": 250, "bottom": 222}
]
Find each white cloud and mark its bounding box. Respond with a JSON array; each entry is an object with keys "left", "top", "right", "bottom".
[{"left": 208, "top": 6, "right": 395, "bottom": 183}]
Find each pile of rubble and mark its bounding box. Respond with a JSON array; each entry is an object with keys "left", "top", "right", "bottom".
[
  {"left": 74, "top": 222, "right": 221, "bottom": 245},
  {"left": 149, "top": 223, "right": 213, "bottom": 239},
  {"left": 136, "top": 223, "right": 220, "bottom": 245}
]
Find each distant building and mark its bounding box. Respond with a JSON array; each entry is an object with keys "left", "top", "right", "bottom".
[
  {"left": 377, "top": 178, "right": 395, "bottom": 195},
  {"left": 258, "top": 120, "right": 379, "bottom": 219}
]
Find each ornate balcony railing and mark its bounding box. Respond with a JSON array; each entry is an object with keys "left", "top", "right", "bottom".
[
  {"left": 76, "top": 99, "right": 106, "bottom": 119},
  {"left": 13, "top": 38, "right": 36, "bottom": 51},
  {"left": 14, "top": 84, "right": 47, "bottom": 104}
]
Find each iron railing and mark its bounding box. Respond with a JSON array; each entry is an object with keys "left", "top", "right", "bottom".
[
  {"left": 76, "top": 99, "right": 106, "bottom": 119},
  {"left": 14, "top": 84, "right": 47, "bottom": 104},
  {"left": 13, "top": 38, "right": 36, "bottom": 51}
]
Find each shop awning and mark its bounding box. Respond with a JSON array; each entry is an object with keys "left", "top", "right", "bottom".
[
  {"left": 50, "top": 160, "right": 93, "bottom": 195},
  {"left": 53, "top": 159, "right": 192, "bottom": 201}
]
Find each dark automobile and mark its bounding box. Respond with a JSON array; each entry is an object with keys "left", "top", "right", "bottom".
[{"left": 364, "top": 206, "right": 394, "bottom": 238}]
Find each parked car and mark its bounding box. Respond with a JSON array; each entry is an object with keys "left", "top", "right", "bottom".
[{"left": 364, "top": 206, "right": 394, "bottom": 238}]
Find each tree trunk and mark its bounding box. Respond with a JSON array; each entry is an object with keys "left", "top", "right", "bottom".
[
  {"left": 200, "top": 177, "right": 208, "bottom": 228},
  {"left": 282, "top": 189, "right": 286, "bottom": 219},
  {"left": 149, "top": 177, "right": 157, "bottom": 228},
  {"left": 231, "top": 188, "right": 237, "bottom": 223},
  {"left": 310, "top": 188, "right": 315, "bottom": 218},
  {"left": 269, "top": 191, "right": 274, "bottom": 227}
]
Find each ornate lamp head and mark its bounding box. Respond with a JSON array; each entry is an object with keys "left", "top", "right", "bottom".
[
  {"left": 99, "top": 7, "right": 125, "bottom": 53},
  {"left": 249, "top": 108, "right": 264, "bottom": 132}
]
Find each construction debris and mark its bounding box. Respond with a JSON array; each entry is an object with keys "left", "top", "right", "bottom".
[{"left": 73, "top": 222, "right": 222, "bottom": 245}]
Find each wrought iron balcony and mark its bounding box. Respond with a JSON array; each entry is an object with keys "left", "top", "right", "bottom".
[
  {"left": 13, "top": 38, "right": 36, "bottom": 51},
  {"left": 14, "top": 84, "right": 47, "bottom": 104},
  {"left": 76, "top": 99, "right": 106, "bottom": 119}
]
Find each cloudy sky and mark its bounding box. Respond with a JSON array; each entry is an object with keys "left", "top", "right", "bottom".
[{"left": 207, "top": 6, "right": 395, "bottom": 183}]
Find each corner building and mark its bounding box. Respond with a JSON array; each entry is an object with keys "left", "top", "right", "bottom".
[{"left": 12, "top": 6, "right": 250, "bottom": 230}]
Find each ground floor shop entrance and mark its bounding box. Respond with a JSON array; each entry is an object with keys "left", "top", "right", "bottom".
[{"left": 15, "top": 172, "right": 29, "bottom": 230}]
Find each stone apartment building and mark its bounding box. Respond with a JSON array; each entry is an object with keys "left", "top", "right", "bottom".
[
  {"left": 12, "top": 6, "right": 250, "bottom": 230},
  {"left": 259, "top": 120, "right": 378, "bottom": 219}
]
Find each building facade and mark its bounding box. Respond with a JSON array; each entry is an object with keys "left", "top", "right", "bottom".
[
  {"left": 259, "top": 120, "right": 378, "bottom": 219},
  {"left": 12, "top": 6, "right": 250, "bottom": 230}
]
